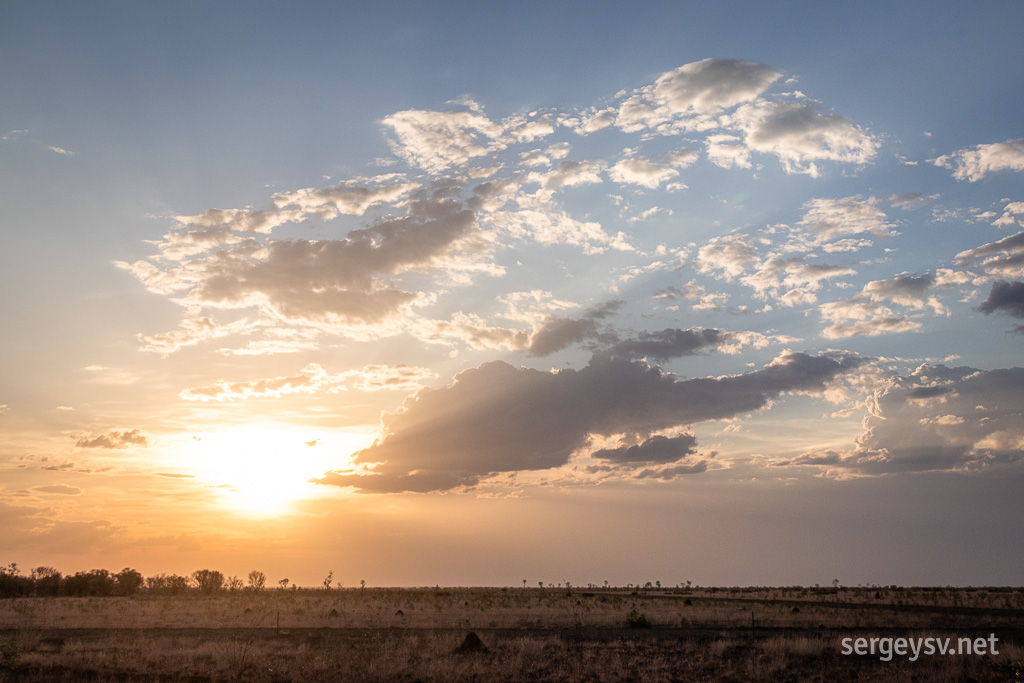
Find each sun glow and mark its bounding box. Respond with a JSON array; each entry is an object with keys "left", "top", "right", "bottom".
[{"left": 176, "top": 425, "right": 368, "bottom": 516}]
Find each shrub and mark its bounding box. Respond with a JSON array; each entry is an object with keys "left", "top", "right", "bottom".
[{"left": 624, "top": 608, "right": 651, "bottom": 628}]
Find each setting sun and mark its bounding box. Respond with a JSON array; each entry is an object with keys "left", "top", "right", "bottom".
[{"left": 173, "top": 426, "right": 367, "bottom": 516}]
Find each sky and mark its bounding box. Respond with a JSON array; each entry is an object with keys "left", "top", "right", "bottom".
[{"left": 2, "top": 1, "right": 1023, "bottom": 588}]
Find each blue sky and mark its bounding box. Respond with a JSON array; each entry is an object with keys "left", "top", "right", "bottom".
[{"left": 2, "top": 1, "right": 1023, "bottom": 587}]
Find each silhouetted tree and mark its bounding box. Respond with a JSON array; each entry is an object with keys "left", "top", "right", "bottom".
[
  {"left": 31, "top": 567, "right": 62, "bottom": 597},
  {"left": 192, "top": 569, "right": 224, "bottom": 594},
  {"left": 63, "top": 569, "right": 115, "bottom": 596},
  {"left": 322, "top": 570, "right": 333, "bottom": 591},
  {"left": 113, "top": 568, "right": 143, "bottom": 596},
  {"left": 0, "top": 563, "right": 33, "bottom": 598},
  {"left": 247, "top": 570, "right": 266, "bottom": 592}
]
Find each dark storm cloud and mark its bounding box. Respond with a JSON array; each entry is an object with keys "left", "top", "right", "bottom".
[
  {"left": 315, "top": 350, "right": 865, "bottom": 493},
  {"left": 979, "top": 280, "right": 1024, "bottom": 318}
]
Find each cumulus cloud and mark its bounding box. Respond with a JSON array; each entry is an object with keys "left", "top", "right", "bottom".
[
  {"left": 740, "top": 257, "right": 857, "bottom": 306},
  {"left": 861, "top": 272, "right": 941, "bottom": 311},
  {"left": 933, "top": 138, "right": 1024, "bottom": 181},
  {"left": 605, "top": 328, "right": 732, "bottom": 361},
  {"left": 819, "top": 298, "right": 922, "bottom": 339},
  {"left": 956, "top": 231, "right": 1024, "bottom": 278},
  {"left": 778, "top": 364, "right": 1024, "bottom": 474},
  {"left": 726, "top": 101, "right": 879, "bottom": 177},
  {"left": 383, "top": 108, "right": 505, "bottom": 172},
  {"left": 315, "top": 349, "right": 865, "bottom": 492},
  {"left": 696, "top": 234, "right": 760, "bottom": 279},
  {"left": 615, "top": 58, "right": 782, "bottom": 133},
  {"left": 706, "top": 133, "right": 752, "bottom": 169},
  {"left": 592, "top": 433, "right": 698, "bottom": 463},
  {"left": 525, "top": 301, "right": 622, "bottom": 357},
  {"left": 608, "top": 149, "right": 697, "bottom": 188},
  {"left": 979, "top": 280, "right": 1024, "bottom": 319},
  {"left": 76, "top": 429, "right": 149, "bottom": 449},
  {"left": 527, "top": 159, "right": 606, "bottom": 188},
  {"left": 183, "top": 197, "right": 487, "bottom": 328},
  {"left": 795, "top": 196, "right": 895, "bottom": 246},
  {"left": 271, "top": 182, "right": 419, "bottom": 220},
  {"left": 488, "top": 207, "right": 629, "bottom": 254}
]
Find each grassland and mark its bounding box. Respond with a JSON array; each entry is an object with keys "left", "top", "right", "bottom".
[{"left": 1, "top": 586, "right": 1022, "bottom": 681}]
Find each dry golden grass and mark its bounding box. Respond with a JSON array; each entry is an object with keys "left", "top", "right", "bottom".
[{"left": 1, "top": 587, "right": 1022, "bottom": 681}]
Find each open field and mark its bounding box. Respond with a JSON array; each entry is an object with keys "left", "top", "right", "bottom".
[{"left": 1, "top": 587, "right": 1023, "bottom": 681}]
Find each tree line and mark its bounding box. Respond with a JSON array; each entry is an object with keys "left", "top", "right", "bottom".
[{"left": 0, "top": 563, "right": 290, "bottom": 598}]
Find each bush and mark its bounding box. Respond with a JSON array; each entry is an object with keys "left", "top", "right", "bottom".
[{"left": 624, "top": 608, "right": 651, "bottom": 628}]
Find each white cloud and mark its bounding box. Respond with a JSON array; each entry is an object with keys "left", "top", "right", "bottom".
[
  {"left": 608, "top": 149, "right": 696, "bottom": 188},
  {"left": 697, "top": 234, "right": 760, "bottom": 279},
  {"left": 383, "top": 109, "right": 505, "bottom": 172},
  {"left": 727, "top": 101, "right": 880, "bottom": 177},
  {"left": 527, "top": 159, "right": 606, "bottom": 188},
  {"left": 933, "top": 138, "right": 1024, "bottom": 182}
]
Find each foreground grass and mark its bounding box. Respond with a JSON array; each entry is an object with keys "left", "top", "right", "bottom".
[{"left": 1, "top": 587, "right": 1022, "bottom": 681}]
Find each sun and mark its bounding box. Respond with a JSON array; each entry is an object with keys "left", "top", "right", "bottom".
[{"left": 177, "top": 424, "right": 367, "bottom": 516}]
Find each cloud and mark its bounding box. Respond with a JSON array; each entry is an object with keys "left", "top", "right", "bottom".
[
  {"left": 696, "top": 234, "right": 760, "bottom": 279},
  {"left": 525, "top": 302, "right": 622, "bottom": 356},
  {"left": 33, "top": 485, "right": 82, "bottom": 495},
  {"left": 173, "top": 207, "right": 306, "bottom": 235},
  {"left": 383, "top": 108, "right": 505, "bottom": 172},
  {"left": 340, "top": 364, "right": 438, "bottom": 392},
  {"left": 795, "top": 196, "right": 895, "bottom": 245},
  {"left": 819, "top": 298, "right": 922, "bottom": 339},
  {"left": 315, "top": 349, "right": 865, "bottom": 492},
  {"left": 888, "top": 192, "right": 939, "bottom": 210},
  {"left": 726, "top": 101, "right": 879, "bottom": 176},
  {"left": 992, "top": 201, "right": 1024, "bottom": 228},
  {"left": 75, "top": 429, "right": 149, "bottom": 449},
  {"left": 740, "top": 257, "right": 857, "bottom": 306},
  {"left": 527, "top": 159, "right": 606, "bottom": 188},
  {"left": 706, "top": 133, "right": 752, "bottom": 169},
  {"left": 608, "top": 149, "right": 697, "bottom": 188},
  {"left": 605, "top": 328, "right": 732, "bottom": 361},
  {"left": 979, "top": 280, "right": 1024, "bottom": 318},
  {"left": 592, "top": 433, "right": 698, "bottom": 463},
  {"left": 271, "top": 182, "right": 420, "bottom": 220},
  {"left": 138, "top": 317, "right": 252, "bottom": 355},
  {"left": 517, "top": 141, "right": 571, "bottom": 168},
  {"left": 933, "top": 138, "right": 1024, "bottom": 181},
  {"left": 861, "top": 272, "right": 940, "bottom": 311},
  {"left": 615, "top": 58, "right": 782, "bottom": 133},
  {"left": 180, "top": 362, "right": 437, "bottom": 400},
  {"left": 956, "top": 231, "right": 1024, "bottom": 278},
  {"left": 179, "top": 363, "right": 334, "bottom": 401},
  {"left": 778, "top": 364, "right": 1024, "bottom": 474},
  {"left": 151, "top": 194, "right": 495, "bottom": 333},
  {"left": 488, "top": 207, "right": 629, "bottom": 254}
]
